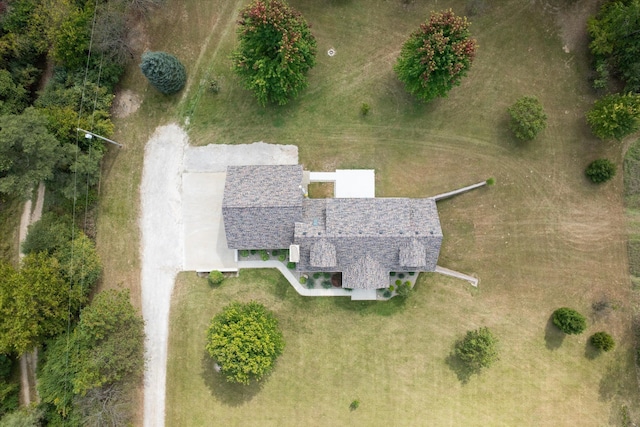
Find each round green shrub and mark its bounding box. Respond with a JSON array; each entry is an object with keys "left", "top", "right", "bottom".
[
  {"left": 208, "top": 270, "right": 224, "bottom": 286},
  {"left": 299, "top": 276, "right": 307, "bottom": 284},
  {"left": 454, "top": 327, "right": 499, "bottom": 372},
  {"left": 590, "top": 331, "right": 615, "bottom": 352},
  {"left": 585, "top": 158, "right": 616, "bottom": 183},
  {"left": 395, "top": 279, "right": 402, "bottom": 286},
  {"left": 382, "top": 290, "right": 392, "bottom": 298},
  {"left": 321, "top": 280, "right": 332, "bottom": 289},
  {"left": 552, "top": 307, "right": 587, "bottom": 335},
  {"left": 508, "top": 96, "right": 547, "bottom": 141},
  {"left": 287, "top": 262, "right": 296, "bottom": 269},
  {"left": 240, "top": 250, "right": 249, "bottom": 257},
  {"left": 139, "top": 51, "right": 186, "bottom": 95},
  {"left": 313, "top": 272, "right": 321, "bottom": 279}
]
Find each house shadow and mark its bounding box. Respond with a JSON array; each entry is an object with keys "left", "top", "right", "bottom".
[
  {"left": 332, "top": 295, "right": 406, "bottom": 316},
  {"left": 200, "top": 350, "right": 263, "bottom": 406},
  {"left": 445, "top": 352, "right": 473, "bottom": 385},
  {"left": 544, "top": 315, "right": 565, "bottom": 350}
]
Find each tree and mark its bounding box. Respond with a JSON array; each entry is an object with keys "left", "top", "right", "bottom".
[
  {"left": 585, "top": 158, "right": 616, "bottom": 183},
  {"left": 232, "top": 0, "right": 317, "bottom": 106},
  {"left": 0, "top": 108, "right": 59, "bottom": 199},
  {"left": 206, "top": 301, "right": 285, "bottom": 384},
  {"left": 0, "top": 406, "right": 44, "bottom": 427},
  {"left": 53, "top": 232, "right": 102, "bottom": 294},
  {"left": 508, "top": 96, "right": 547, "bottom": 141},
  {"left": 586, "top": 93, "right": 640, "bottom": 141},
  {"left": 0, "top": 254, "right": 78, "bottom": 355},
  {"left": 394, "top": 9, "right": 478, "bottom": 102},
  {"left": 588, "top": 0, "right": 640, "bottom": 92},
  {"left": 590, "top": 331, "right": 615, "bottom": 352},
  {"left": 139, "top": 51, "right": 186, "bottom": 95},
  {"left": 39, "top": 290, "right": 144, "bottom": 422},
  {"left": 0, "top": 70, "right": 28, "bottom": 116},
  {"left": 21, "top": 212, "right": 74, "bottom": 256},
  {"left": 552, "top": 307, "right": 587, "bottom": 335},
  {"left": 454, "top": 327, "right": 499, "bottom": 373},
  {"left": 72, "top": 289, "right": 144, "bottom": 395}
]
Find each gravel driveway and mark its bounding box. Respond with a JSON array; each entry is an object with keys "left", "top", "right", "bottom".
[{"left": 139, "top": 124, "right": 297, "bottom": 427}]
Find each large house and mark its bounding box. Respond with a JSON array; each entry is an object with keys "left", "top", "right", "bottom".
[{"left": 222, "top": 165, "right": 445, "bottom": 290}]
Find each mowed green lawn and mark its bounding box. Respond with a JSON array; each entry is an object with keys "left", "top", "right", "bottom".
[{"left": 93, "top": 0, "right": 640, "bottom": 424}]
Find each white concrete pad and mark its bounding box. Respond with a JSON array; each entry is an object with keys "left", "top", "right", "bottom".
[
  {"left": 183, "top": 172, "right": 238, "bottom": 272},
  {"left": 335, "top": 169, "right": 375, "bottom": 198},
  {"left": 350, "top": 289, "right": 378, "bottom": 300}
]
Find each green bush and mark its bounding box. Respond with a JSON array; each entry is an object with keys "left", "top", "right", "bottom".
[
  {"left": 586, "top": 93, "right": 640, "bottom": 141},
  {"left": 323, "top": 272, "right": 331, "bottom": 279},
  {"left": 278, "top": 254, "right": 286, "bottom": 261},
  {"left": 287, "top": 262, "right": 296, "bottom": 269},
  {"left": 486, "top": 177, "right": 496, "bottom": 186},
  {"left": 139, "top": 51, "right": 187, "bottom": 95},
  {"left": 313, "top": 272, "right": 321, "bottom": 279},
  {"left": 306, "top": 278, "right": 314, "bottom": 289},
  {"left": 240, "top": 250, "right": 249, "bottom": 257},
  {"left": 552, "top": 307, "right": 587, "bottom": 335},
  {"left": 208, "top": 270, "right": 224, "bottom": 286},
  {"left": 398, "top": 273, "right": 405, "bottom": 279},
  {"left": 349, "top": 399, "right": 360, "bottom": 411},
  {"left": 585, "top": 158, "right": 616, "bottom": 183},
  {"left": 408, "top": 271, "right": 415, "bottom": 276},
  {"left": 260, "top": 250, "right": 269, "bottom": 261},
  {"left": 508, "top": 96, "right": 547, "bottom": 141},
  {"left": 22, "top": 212, "right": 73, "bottom": 255},
  {"left": 383, "top": 290, "right": 392, "bottom": 298},
  {"left": 206, "top": 301, "right": 284, "bottom": 385},
  {"left": 390, "top": 272, "right": 396, "bottom": 276},
  {"left": 395, "top": 279, "right": 402, "bottom": 286},
  {"left": 360, "top": 103, "right": 370, "bottom": 116},
  {"left": 389, "top": 285, "right": 395, "bottom": 292},
  {"left": 299, "top": 276, "right": 307, "bottom": 284},
  {"left": 397, "top": 282, "right": 412, "bottom": 298},
  {"left": 454, "top": 327, "right": 499, "bottom": 373},
  {"left": 590, "top": 331, "right": 615, "bottom": 352},
  {"left": 321, "top": 281, "right": 332, "bottom": 289}
]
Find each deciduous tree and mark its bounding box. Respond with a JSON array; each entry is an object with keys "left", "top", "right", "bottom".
[
  {"left": 0, "top": 254, "right": 76, "bottom": 355},
  {"left": 206, "top": 301, "right": 284, "bottom": 384},
  {"left": 508, "top": 96, "right": 547, "bottom": 141},
  {"left": 454, "top": 327, "right": 499, "bottom": 373},
  {"left": 232, "top": 0, "right": 317, "bottom": 106},
  {"left": 586, "top": 93, "right": 640, "bottom": 141},
  {"left": 588, "top": 0, "right": 640, "bottom": 92},
  {"left": 394, "top": 9, "right": 477, "bottom": 102},
  {"left": 0, "top": 108, "right": 59, "bottom": 199}
]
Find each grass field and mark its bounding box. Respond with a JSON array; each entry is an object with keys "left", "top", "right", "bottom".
[{"left": 91, "top": 0, "right": 640, "bottom": 424}]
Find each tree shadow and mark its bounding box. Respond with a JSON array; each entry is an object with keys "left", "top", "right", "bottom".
[
  {"left": 445, "top": 352, "right": 473, "bottom": 385},
  {"left": 585, "top": 340, "right": 601, "bottom": 360},
  {"left": 200, "top": 350, "right": 263, "bottom": 406},
  {"left": 544, "top": 314, "right": 565, "bottom": 350}
]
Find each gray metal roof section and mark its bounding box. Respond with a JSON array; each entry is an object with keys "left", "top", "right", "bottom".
[{"left": 223, "top": 165, "right": 303, "bottom": 249}]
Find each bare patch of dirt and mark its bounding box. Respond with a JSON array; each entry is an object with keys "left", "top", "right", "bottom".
[
  {"left": 112, "top": 89, "right": 142, "bottom": 119},
  {"left": 554, "top": 0, "right": 600, "bottom": 54}
]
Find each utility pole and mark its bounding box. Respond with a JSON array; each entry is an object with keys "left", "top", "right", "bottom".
[{"left": 77, "top": 128, "right": 124, "bottom": 148}]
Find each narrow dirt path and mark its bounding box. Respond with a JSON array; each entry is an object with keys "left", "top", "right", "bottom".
[{"left": 17, "top": 182, "right": 45, "bottom": 406}]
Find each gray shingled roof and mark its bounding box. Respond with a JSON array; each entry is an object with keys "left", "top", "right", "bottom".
[
  {"left": 295, "top": 198, "right": 442, "bottom": 289},
  {"left": 310, "top": 239, "right": 336, "bottom": 267},
  {"left": 343, "top": 255, "right": 388, "bottom": 290},
  {"left": 399, "top": 239, "right": 427, "bottom": 268},
  {"left": 221, "top": 165, "right": 443, "bottom": 289},
  {"left": 223, "top": 165, "right": 303, "bottom": 249}
]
